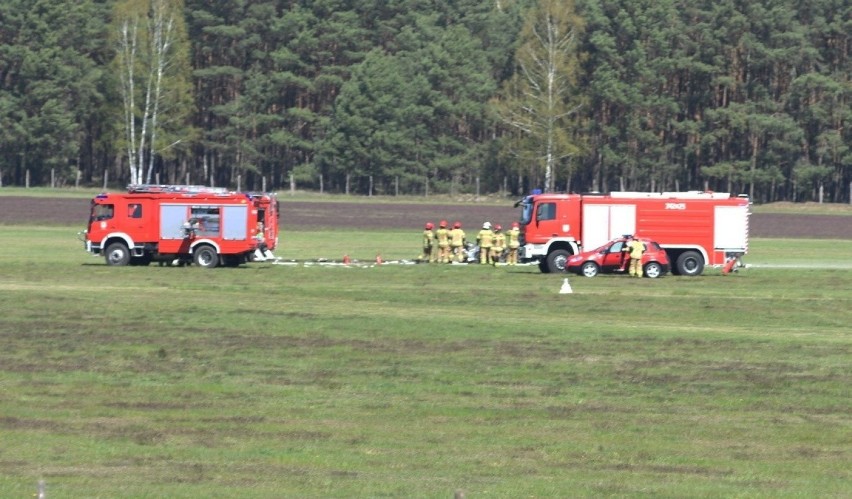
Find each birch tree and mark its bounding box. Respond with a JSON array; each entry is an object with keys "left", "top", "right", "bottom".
[
  {"left": 114, "top": 0, "right": 190, "bottom": 185},
  {"left": 492, "top": 0, "right": 584, "bottom": 192}
]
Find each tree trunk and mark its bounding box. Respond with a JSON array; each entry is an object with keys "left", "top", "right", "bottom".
[
  {"left": 145, "top": 2, "right": 175, "bottom": 184},
  {"left": 118, "top": 18, "right": 140, "bottom": 184}
]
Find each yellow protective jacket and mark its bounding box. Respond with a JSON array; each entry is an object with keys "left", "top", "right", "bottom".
[
  {"left": 506, "top": 228, "right": 520, "bottom": 248},
  {"left": 450, "top": 228, "right": 465, "bottom": 247},
  {"left": 627, "top": 239, "right": 645, "bottom": 259},
  {"left": 436, "top": 228, "right": 450, "bottom": 247},
  {"left": 422, "top": 230, "right": 434, "bottom": 248},
  {"left": 477, "top": 229, "right": 493, "bottom": 248},
  {"left": 492, "top": 232, "right": 505, "bottom": 250}
]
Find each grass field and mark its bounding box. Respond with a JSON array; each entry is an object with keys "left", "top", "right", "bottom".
[{"left": 1, "top": 225, "right": 850, "bottom": 497}]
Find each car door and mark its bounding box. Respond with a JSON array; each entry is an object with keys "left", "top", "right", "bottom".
[{"left": 600, "top": 240, "right": 627, "bottom": 272}]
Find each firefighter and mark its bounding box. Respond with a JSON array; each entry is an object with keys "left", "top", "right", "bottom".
[
  {"left": 491, "top": 224, "right": 505, "bottom": 265},
  {"left": 476, "top": 222, "right": 494, "bottom": 264},
  {"left": 449, "top": 221, "right": 466, "bottom": 263},
  {"left": 625, "top": 235, "right": 645, "bottom": 277},
  {"left": 436, "top": 220, "right": 451, "bottom": 263},
  {"left": 253, "top": 222, "right": 274, "bottom": 261},
  {"left": 182, "top": 217, "right": 200, "bottom": 238},
  {"left": 506, "top": 222, "right": 520, "bottom": 265},
  {"left": 419, "top": 222, "right": 435, "bottom": 263}
]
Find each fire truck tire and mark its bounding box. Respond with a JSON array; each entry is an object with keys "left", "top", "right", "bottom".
[
  {"left": 193, "top": 245, "right": 219, "bottom": 268},
  {"left": 643, "top": 261, "right": 664, "bottom": 278},
  {"left": 675, "top": 251, "right": 704, "bottom": 276},
  {"left": 581, "top": 261, "right": 600, "bottom": 277},
  {"left": 546, "top": 249, "right": 570, "bottom": 273},
  {"left": 538, "top": 259, "right": 550, "bottom": 273},
  {"left": 104, "top": 242, "right": 131, "bottom": 266}
]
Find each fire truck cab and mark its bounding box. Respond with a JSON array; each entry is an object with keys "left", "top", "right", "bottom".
[
  {"left": 82, "top": 184, "right": 279, "bottom": 268},
  {"left": 517, "top": 191, "right": 749, "bottom": 275}
]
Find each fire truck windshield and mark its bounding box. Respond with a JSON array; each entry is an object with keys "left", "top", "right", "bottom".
[
  {"left": 91, "top": 203, "right": 114, "bottom": 222},
  {"left": 519, "top": 198, "right": 534, "bottom": 224}
]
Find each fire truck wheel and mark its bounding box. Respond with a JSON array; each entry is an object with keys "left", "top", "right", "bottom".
[
  {"left": 675, "top": 251, "right": 704, "bottom": 276},
  {"left": 104, "top": 242, "right": 131, "bottom": 266},
  {"left": 581, "top": 261, "right": 600, "bottom": 277},
  {"left": 193, "top": 245, "right": 219, "bottom": 268},
  {"left": 643, "top": 261, "right": 664, "bottom": 278},
  {"left": 546, "top": 249, "right": 570, "bottom": 273}
]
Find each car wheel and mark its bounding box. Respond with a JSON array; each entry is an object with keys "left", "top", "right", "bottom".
[
  {"left": 105, "top": 242, "right": 130, "bottom": 266},
  {"left": 193, "top": 245, "right": 219, "bottom": 268},
  {"left": 546, "top": 249, "right": 570, "bottom": 273},
  {"left": 581, "top": 261, "right": 599, "bottom": 277},
  {"left": 643, "top": 261, "right": 663, "bottom": 278},
  {"left": 675, "top": 251, "right": 704, "bottom": 276}
]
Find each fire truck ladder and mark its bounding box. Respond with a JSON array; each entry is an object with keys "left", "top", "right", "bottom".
[{"left": 126, "top": 184, "right": 230, "bottom": 194}]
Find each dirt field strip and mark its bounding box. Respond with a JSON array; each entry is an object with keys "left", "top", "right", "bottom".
[{"left": 2, "top": 195, "right": 851, "bottom": 238}]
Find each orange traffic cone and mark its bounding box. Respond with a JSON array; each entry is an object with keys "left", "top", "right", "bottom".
[
  {"left": 722, "top": 257, "right": 737, "bottom": 275},
  {"left": 343, "top": 254, "right": 351, "bottom": 265},
  {"left": 375, "top": 253, "right": 383, "bottom": 265}
]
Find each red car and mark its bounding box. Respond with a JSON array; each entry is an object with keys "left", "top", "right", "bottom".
[{"left": 566, "top": 237, "right": 670, "bottom": 278}]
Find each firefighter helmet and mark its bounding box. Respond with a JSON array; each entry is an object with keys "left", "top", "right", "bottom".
[
  {"left": 494, "top": 224, "right": 502, "bottom": 231},
  {"left": 482, "top": 222, "right": 491, "bottom": 229},
  {"left": 425, "top": 222, "right": 434, "bottom": 230},
  {"left": 453, "top": 221, "right": 461, "bottom": 229},
  {"left": 439, "top": 220, "right": 448, "bottom": 228},
  {"left": 512, "top": 222, "right": 519, "bottom": 228}
]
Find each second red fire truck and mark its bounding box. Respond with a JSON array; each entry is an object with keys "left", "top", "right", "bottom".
[
  {"left": 516, "top": 191, "right": 750, "bottom": 275},
  {"left": 81, "top": 184, "right": 279, "bottom": 268}
]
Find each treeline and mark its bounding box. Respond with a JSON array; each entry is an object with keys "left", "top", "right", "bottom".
[{"left": 0, "top": 0, "right": 849, "bottom": 202}]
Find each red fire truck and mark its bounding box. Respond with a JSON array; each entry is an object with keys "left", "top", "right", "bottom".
[
  {"left": 516, "top": 191, "right": 750, "bottom": 275},
  {"left": 81, "top": 184, "right": 279, "bottom": 268}
]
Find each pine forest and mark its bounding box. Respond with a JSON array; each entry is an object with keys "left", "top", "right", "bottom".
[{"left": 0, "top": 0, "right": 849, "bottom": 202}]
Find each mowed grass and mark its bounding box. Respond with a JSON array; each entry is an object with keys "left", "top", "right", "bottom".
[{"left": 0, "top": 226, "right": 850, "bottom": 497}]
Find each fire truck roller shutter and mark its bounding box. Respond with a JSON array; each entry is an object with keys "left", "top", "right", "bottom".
[
  {"left": 222, "top": 205, "right": 249, "bottom": 240},
  {"left": 714, "top": 205, "right": 749, "bottom": 252},
  {"left": 582, "top": 204, "right": 636, "bottom": 250},
  {"left": 161, "top": 205, "right": 190, "bottom": 239}
]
